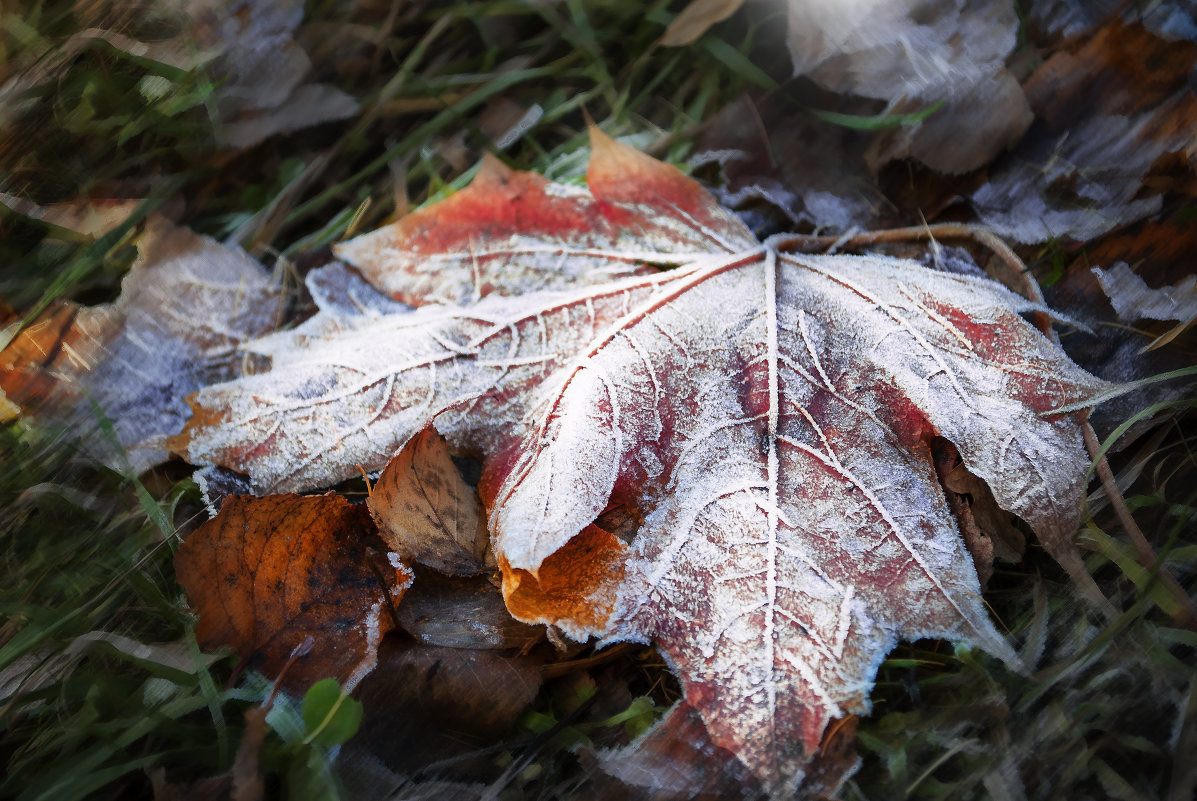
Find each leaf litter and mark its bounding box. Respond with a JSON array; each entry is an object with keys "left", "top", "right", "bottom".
[
  {"left": 0, "top": 215, "right": 280, "bottom": 473},
  {"left": 3, "top": 4, "right": 1195, "bottom": 797},
  {"left": 166, "top": 129, "right": 1118, "bottom": 794}
]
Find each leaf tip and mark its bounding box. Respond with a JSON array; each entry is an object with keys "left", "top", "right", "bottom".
[
  {"left": 476, "top": 151, "right": 517, "bottom": 185},
  {"left": 498, "top": 524, "right": 627, "bottom": 638}
]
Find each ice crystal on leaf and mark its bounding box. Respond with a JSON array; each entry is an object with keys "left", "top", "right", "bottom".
[{"left": 172, "top": 129, "right": 1111, "bottom": 793}]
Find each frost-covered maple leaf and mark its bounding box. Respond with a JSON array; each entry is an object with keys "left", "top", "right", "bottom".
[{"left": 172, "top": 130, "right": 1112, "bottom": 794}]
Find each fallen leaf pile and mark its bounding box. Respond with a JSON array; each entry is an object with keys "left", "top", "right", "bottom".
[
  {"left": 3, "top": 3, "right": 1195, "bottom": 799},
  {"left": 689, "top": 11, "right": 1197, "bottom": 248},
  {"left": 156, "top": 130, "right": 1111, "bottom": 793}
]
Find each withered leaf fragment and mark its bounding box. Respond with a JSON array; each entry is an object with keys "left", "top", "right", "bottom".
[
  {"left": 971, "top": 20, "right": 1197, "bottom": 243},
  {"left": 784, "top": 0, "right": 1032, "bottom": 174},
  {"left": 368, "top": 426, "right": 492, "bottom": 576},
  {"left": 174, "top": 494, "right": 411, "bottom": 691},
  {"left": 0, "top": 216, "right": 280, "bottom": 473},
  {"left": 176, "top": 130, "right": 1114, "bottom": 793},
  {"left": 1092, "top": 262, "right": 1197, "bottom": 351}
]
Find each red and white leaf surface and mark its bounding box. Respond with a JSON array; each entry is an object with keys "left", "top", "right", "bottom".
[
  {"left": 173, "top": 130, "right": 1113, "bottom": 792},
  {"left": 333, "top": 132, "right": 755, "bottom": 306}
]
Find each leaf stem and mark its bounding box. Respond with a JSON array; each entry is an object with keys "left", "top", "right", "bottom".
[{"left": 770, "top": 223, "right": 1056, "bottom": 338}]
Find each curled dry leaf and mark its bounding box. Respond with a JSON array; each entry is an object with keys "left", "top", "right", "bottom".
[
  {"left": 174, "top": 130, "right": 1114, "bottom": 793},
  {"left": 0, "top": 216, "right": 280, "bottom": 473},
  {"left": 941, "top": 460, "right": 1027, "bottom": 565},
  {"left": 174, "top": 493, "right": 412, "bottom": 691},
  {"left": 660, "top": 0, "right": 747, "bottom": 47},
  {"left": 368, "top": 426, "right": 492, "bottom": 576},
  {"left": 0, "top": 196, "right": 141, "bottom": 240}
]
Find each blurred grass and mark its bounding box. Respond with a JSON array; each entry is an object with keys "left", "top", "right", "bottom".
[{"left": 1, "top": 1, "right": 1194, "bottom": 800}]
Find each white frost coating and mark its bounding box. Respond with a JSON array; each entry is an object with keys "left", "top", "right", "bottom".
[
  {"left": 6, "top": 216, "right": 280, "bottom": 474},
  {"left": 180, "top": 162, "right": 1113, "bottom": 793},
  {"left": 332, "top": 160, "right": 757, "bottom": 307},
  {"left": 182, "top": 269, "right": 704, "bottom": 494},
  {"left": 486, "top": 249, "right": 1106, "bottom": 790},
  {"left": 972, "top": 111, "right": 1191, "bottom": 244},
  {"left": 1093, "top": 263, "right": 1197, "bottom": 324},
  {"left": 344, "top": 599, "right": 384, "bottom": 692},
  {"left": 493, "top": 367, "right": 621, "bottom": 571},
  {"left": 306, "top": 262, "right": 413, "bottom": 318}
]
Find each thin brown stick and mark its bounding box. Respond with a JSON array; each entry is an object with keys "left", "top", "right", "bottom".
[
  {"left": 1080, "top": 412, "right": 1197, "bottom": 631},
  {"left": 539, "top": 641, "right": 641, "bottom": 679}
]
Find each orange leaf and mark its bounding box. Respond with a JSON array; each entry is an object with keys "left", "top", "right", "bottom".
[
  {"left": 498, "top": 524, "right": 627, "bottom": 638},
  {"left": 174, "top": 494, "right": 411, "bottom": 691}
]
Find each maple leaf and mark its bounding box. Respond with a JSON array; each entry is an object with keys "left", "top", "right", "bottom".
[{"left": 173, "top": 130, "right": 1114, "bottom": 793}]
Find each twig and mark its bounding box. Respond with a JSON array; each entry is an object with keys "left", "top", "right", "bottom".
[
  {"left": 771, "top": 222, "right": 1059, "bottom": 341},
  {"left": 540, "top": 641, "right": 641, "bottom": 679}
]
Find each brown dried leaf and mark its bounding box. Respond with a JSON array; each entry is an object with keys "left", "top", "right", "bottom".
[
  {"left": 174, "top": 494, "right": 412, "bottom": 691},
  {"left": 971, "top": 21, "right": 1197, "bottom": 243},
  {"left": 660, "top": 0, "right": 746, "bottom": 47},
  {"left": 368, "top": 426, "right": 491, "bottom": 576},
  {"left": 0, "top": 196, "right": 141, "bottom": 239},
  {"left": 1026, "top": 0, "right": 1197, "bottom": 45},
  {"left": 150, "top": 705, "right": 268, "bottom": 801},
  {"left": 396, "top": 570, "right": 541, "bottom": 650},
  {"left": 942, "top": 462, "right": 1026, "bottom": 566},
  {"left": 352, "top": 638, "right": 543, "bottom": 774}
]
